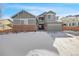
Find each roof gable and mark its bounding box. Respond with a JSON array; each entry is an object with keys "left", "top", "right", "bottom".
[
  {"left": 47, "top": 11, "right": 56, "bottom": 14},
  {"left": 38, "top": 12, "right": 47, "bottom": 17},
  {"left": 11, "top": 10, "right": 35, "bottom": 18},
  {"left": 38, "top": 10, "right": 56, "bottom": 17}
]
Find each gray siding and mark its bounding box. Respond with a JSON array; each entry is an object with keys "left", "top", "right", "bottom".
[
  {"left": 28, "top": 18, "right": 36, "bottom": 25},
  {"left": 46, "top": 24, "right": 62, "bottom": 31},
  {"left": 13, "top": 20, "right": 21, "bottom": 25},
  {"left": 13, "top": 18, "right": 36, "bottom": 25},
  {"left": 45, "top": 13, "right": 56, "bottom": 23}
]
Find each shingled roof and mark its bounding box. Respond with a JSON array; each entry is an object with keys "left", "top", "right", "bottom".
[
  {"left": 38, "top": 12, "right": 47, "bottom": 17},
  {"left": 47, "top": 10, "right": 56, "bottom": 14},
  {"left": 38, "top": 10, "right": 56, "bottom": 17},
  {"left": 11, "top": 10, "right": 36, "bottom": 18}
]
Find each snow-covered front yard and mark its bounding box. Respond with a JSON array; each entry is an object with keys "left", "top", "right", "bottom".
[{"left": 0, "top": 32, "right": 59, "bottom": 56}]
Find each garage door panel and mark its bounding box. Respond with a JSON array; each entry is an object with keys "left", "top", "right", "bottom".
[{"left": 47, "top": 24, "right": 62, "bottom": 31}]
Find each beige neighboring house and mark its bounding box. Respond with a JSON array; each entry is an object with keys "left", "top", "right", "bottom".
[
  {"left": 61, "top": 15, "right": 79, "bottom": 31},
  {"left": 0, "top": 19, "right": 12, "bottom": 32},
  {"left": 37, "top": 11, "right": 62, "bottom": 31},
  {"left": 11, "top": 10, "right": 37, "bottom": 32}
]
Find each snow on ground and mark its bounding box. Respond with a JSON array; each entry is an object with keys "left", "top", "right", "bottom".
[
  {"left": 1, "top": 31, "right": 78, "bottom": 56},
  {"left": 0, "top": 32, "right": 59, "bottom": 56},
  {"left": 64, "top": 31, "right": 79, "bottom": 36},
  {"left": 26, "top": 49, "right": 58, "bottom": 56},
  {"left": 53, "top": 33, "right": 79, "bottom": 56},
  {"left": 47, "top": 31, "right": 72, "bottom": 38}
]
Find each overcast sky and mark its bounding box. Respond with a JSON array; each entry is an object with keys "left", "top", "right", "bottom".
[{"left": 1, "top": 3, "right": 79, "bottom": 18}]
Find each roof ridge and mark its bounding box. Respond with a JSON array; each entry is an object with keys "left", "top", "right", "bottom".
[{"left": 47, "top": 10, "right": 56, "bottom": 14}]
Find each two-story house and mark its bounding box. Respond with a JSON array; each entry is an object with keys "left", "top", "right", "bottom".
[{"left": 37, "top": 11, "right": 62, "bottom": 31}]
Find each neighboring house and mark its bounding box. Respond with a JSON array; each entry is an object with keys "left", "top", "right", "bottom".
[
  {"left": 11, "top": 10, "right": 37, "bottom": 32},
  {"left": 0, "top": 19, "right": 12, "bottom": 33},
  {"left": 61, "top": 15, "right": 79, "bottom": 31},
  {"left": 37, "top": 11, "right": 62, "bottom": 31}
]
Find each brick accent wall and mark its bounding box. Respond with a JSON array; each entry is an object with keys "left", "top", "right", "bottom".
[
  {"left": 12, "top": 25, "right": 37, "bottom": 32},
  {"left": 0, "top": 29, "right": 12, "bottom": 33},
  {"left": 63, "top": 26, "right": 79, "bottom": 31}
]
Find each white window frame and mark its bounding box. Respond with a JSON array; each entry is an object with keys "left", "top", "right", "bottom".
[{"left": 20, "top": 18, "right": 28, "bottom": 25}]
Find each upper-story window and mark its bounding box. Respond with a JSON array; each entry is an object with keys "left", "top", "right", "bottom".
[
  {"left": 78, "top": 22, "right": 79, "bottom": 26},
  {"left": 20, "top": 20, "right": 24, "bottom": 24},
  {"left": 48, "top": 15, "right": 51, "bottom": 19},
  {"left": 39, "top": 17, "right": 44, "bottom": 20},
  {"left": 72, "top": 23, "right": 75, "bottom": 26},
  {"left": 13, "top": 19, "right": 28, "bottom": 25},
  {"left": 69, "top": 23, "right": 71, "bottom": 26},
  {"left": 13, "top": 20, "right": 21, "bottom": 25}
]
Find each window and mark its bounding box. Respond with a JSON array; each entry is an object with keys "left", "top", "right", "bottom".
[
  {"left": 13, "top": 19, "right": 28, "bottom": 25},
  {"left": 69, "top": 23, "right": 71, "bottom": 26},
  {"left": 19, "top": 19, "right": 28, "bottom": 25},
  {"left": 20, "top": 20, "right": 24, "bottom": 24},
  {"left": 23, "top": 19, "right": 28, "bottom": 24},
  {"left": 39, "top": 17, "right": 44, "bottom": 20},
  {"left": 48, "top": 15, "right": 51, "bottom": 19},
  {"left": 13, "top": 20, "right": 20, "bottom": 24},
  {"left": 78, "top": 22, "right": 79, "bottom": 26},
  {"left": 72, "top": 23, "right": 75, "bottom": 26},
  {"left": 28, "top": 19, "right": 36, "bottom": 24}
]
